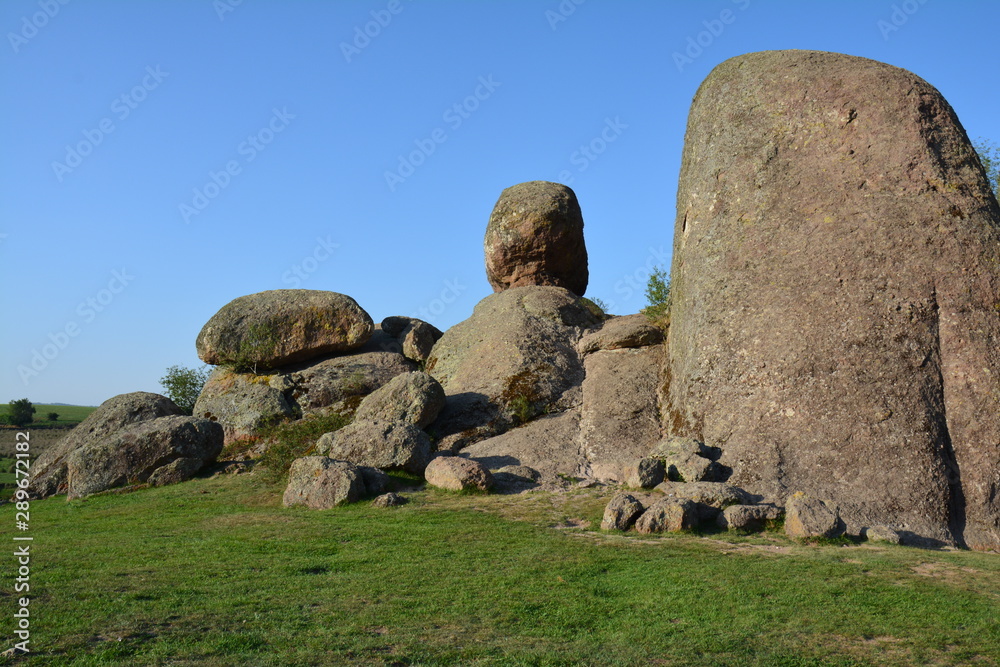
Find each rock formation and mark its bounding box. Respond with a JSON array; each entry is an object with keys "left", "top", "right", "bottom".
[
  {"left": 196, "top": 290, "right": 374, "bottom": 370},
  {"left": 665, "top": 50, "right": 1000, "bottom": 549},
  {"left": 484, "top": 181, "right": 589, "bottom": 295}
]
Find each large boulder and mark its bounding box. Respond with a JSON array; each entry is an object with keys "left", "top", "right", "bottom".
[
  {"left": 665, "top": 50, "right": 1000, "bottom": 549},
  {"left": 426, "top": 286, "right": 599, "bottom": 451},
  {"left": 578, "top": 345, "right": 664, "bottom": 481},
  {"left": 484, "top": 181, "right": 589, "bottom": 296},
  {"left": 66, "top": 415, "right": 224, "bottom": 499},
  {"left": 193, "top": 367, "right": 297, "bottom": 446},
  {"left": 316, "top": 420, "right": 432, "bottom": 475},
  {"left": 196, "top": 290, "right": 374, "bottom": 370},
  {"left": 353, "top": 372, "right": 446, "bottom": 429},
  {"left": 282, "top": 457, "right": 366, "bottom": 509},
  {"left": 28, "top": 392, "right": 184, "bottom": 499}
]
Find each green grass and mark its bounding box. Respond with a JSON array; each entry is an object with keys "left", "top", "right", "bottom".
[
  {"left": 0, "top": 404, "right": 97, "bottom": 426},
  {"left": 1, "top": 475, "right": 998, "bottom": 666}
]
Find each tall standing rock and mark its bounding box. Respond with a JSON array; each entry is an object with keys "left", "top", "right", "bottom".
[
  {"left": 484, "top": 181, "right": 589, "bottom": 296},
  {"left": 666, "top": 50, "right": 1000, "bottom": 549}
]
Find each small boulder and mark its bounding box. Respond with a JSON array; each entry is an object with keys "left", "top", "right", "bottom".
[
  {"left": 316, "top": 420, "right": 432, "bottom": 475},
  {"left": 623, "top": 458, "right": 666, "bottom": 489},
  {"left": 372, "top": 492, "right": 408, "bottom": 508},
  {"left": 664, "top": 452, "right": 720, "bottom": 483},
  {"left": 863, "top": 525, "right": 903, "bottom": 545},
  {"left": 655, "top": 481, "right": 755, "bottom": 521},
  {"left": 353, "top": 371, "right": 446, "bottom": 429},
  {"left": 484, "top": 181, "right": 589, "bottom": 296},
  {"left": 28, "top": 392, "right": 184, "bottom": 499},
  {"left": 147, "top": 457, "right": 205, "bottom": 487},
  {"left": 381, "top": 316, "right": 444, "bottom": 363},
  {"left": 282, "top": 457, "right": 366, "bottom": 509},
  {"left": 424, "top": 456, "right": 494, "bottom": 492},
  {"left": 358, "top": 466, "right": 390, "bottom": 497},
  {"left": 600, "top": 493, "right": 645, "bottom": 531},
  {"left": 577, "top": 314, "right": 664, "bottom": 354},
  {"left": 717, "top": 504, "right": 785, "bottom": 532},
  {"left": 635, "top": 498, "right": 698, "bottom": 534},
  {"left": 785, "top": 492, "right": 845, "bottom": 539},
  {"left": 196, "top": 290, "right": 374, "bottom": 370},
  {"left": 66, "top": 415, "right": 224, "bottom": 499}
]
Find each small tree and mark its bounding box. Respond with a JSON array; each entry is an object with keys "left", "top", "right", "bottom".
[
  {"left": 641, "top": 265, "right": 672, "bottom": 323},
  {"left": 8, "top": 399, "right": 36, "bottom": 427},
  {"left": 973, "top": 138, "right": 999, "bottom": 199},
  {"left": 46, "top": 412, "right": 59, "bottom": 422},
  {"left": 159, "top": 365, "right": 211, "bottom": 415}
]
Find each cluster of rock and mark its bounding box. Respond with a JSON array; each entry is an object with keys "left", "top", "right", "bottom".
[
  {"left": 27, "top": 392, "right": 224, "bottom": 500},
  {"left": 26, "top": 51, "right": 1000, "bottom": 552}
]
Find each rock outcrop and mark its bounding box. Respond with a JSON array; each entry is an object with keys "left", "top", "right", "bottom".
[
  {"left": 28, "top": 392, "right": 184, "bottom": 499},
  {"left": 426, "top": 286, "right": 599, "bottom": 451},
  {"left": 484, "top": 181, "right": 589, "bottom": 296},
  {"left": 196, "top": 290, "right": 374, "bottom": 370},
  {"left": 665, "top": 50, "right": 1000, "bottom": 549},
  {"left": 66, "top": 415, "right": 224, "bottom": 500}
]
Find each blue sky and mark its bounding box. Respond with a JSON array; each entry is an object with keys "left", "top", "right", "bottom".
[{"left": 2, "top": 0, "right": 997, "bottom": 406}]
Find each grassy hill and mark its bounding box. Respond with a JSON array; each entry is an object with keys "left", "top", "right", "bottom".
[
  {"left": 0, "top": 403, "right": 96, "bottom": 426},
  {"left": 1, "top": 474, "right": 997, "bottom": 665}
]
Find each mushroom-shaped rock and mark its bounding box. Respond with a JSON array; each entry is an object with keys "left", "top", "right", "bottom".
[
  {"left": 484, "top": 181, "right": 588, "bottom": 296},
  {"left": 196, "top": 290, "right": 374, "bottom": 370}
]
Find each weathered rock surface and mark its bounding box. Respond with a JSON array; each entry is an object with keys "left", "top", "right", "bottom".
[
  {"left": 655, "top": 481, "right": 756, "bottom": 521},
  {"left": 353, "top": 372, "right": 445, "bottom": 429},
  {"left": 426, "top": 286, "right": 598, "bottom": 451},
  {"left": 635, "top": 498, "right": 697, "bottom": 534},
  {"left": 785, "top": 493, "right": 845, "bottom": 539},
  {"left": 282, "top": 457, "right": 366, "bottom": 509},
  {"left": 278, "top": 330, "right": 416, "bottom": 417},
  {"left": 424, "top": 456, "right": 494, "bottom": 492},
  {"left": 666, "top": 50, "right": 1000, "bottom": 549},
  {"left": 66, "top": 415, "right": 224, "bottom": 499},
  {"left": 601, "top": 493, "right": 645, "bottom": 531},
  {"left": 381, "top": 316, "right": 443, "bottom": 363},
  {"left": 196, "top": 290, "right": 374, "bottom": 370},
  {"left": 624, "top": 458, "right": 666, "bottom": 489},
  {"left": 29, "top": 392, "right": 184, "bottom": 499},
  {"left": 717, "top": 504, "right": 785, "bottom": 532},
  {"left": 577, "top": 314, "right": 664, "bottom": 354},
  {"left": 461, "top": 411, "right": 584, "bottom": 481},
  {"left": 579, "top": 346, "right": 663, "bottom": 481},
  {"left": 316, "top": 420, "right": 431, "bottom": 475},
  {"left": 484, "top": 181, "right": 589, "bottom": 296},
  {"left": 193, "top": 367, "right": 297, "bottom": 445}
]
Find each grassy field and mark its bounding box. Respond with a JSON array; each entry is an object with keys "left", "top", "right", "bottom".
[
  {"left": 0, "top": 404, "right": 96, "bottom": 427},
  {"left": 1, "top": 474, "right": 998, "bottom": 666}
]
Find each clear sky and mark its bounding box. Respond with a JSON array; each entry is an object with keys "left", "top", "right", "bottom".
[{"left": 2, "top": 0, "right": 997, "bottom": 406}]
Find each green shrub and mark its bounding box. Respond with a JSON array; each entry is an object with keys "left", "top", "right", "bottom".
[
  {"left": 7, "top": 398, "right": 35, "bottom": 427},
  {"left": 160, "top": 365, "right": 211, "bottom": 415},
  {"left": 256, "top": 412, "right": 351, "bottom": 484},
  {"left": 641, "top": 266, "right": 671, "bottom": 324}
]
